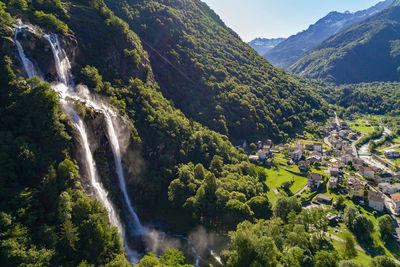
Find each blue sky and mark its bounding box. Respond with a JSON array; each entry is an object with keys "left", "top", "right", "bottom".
[{"left": 202, "top": 0, "right": 382, "bottom": 42}]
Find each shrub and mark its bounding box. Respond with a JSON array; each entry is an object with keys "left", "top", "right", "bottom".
[{"left": 34, "top": 11, "right": 68, "bottom": 34}]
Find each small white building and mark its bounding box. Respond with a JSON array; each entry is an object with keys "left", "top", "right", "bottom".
[
  {"left": 249, "top": 155, "right": 259, "bottom": 162},
  {"left": 329, "top": 177, "right": 339, "bottom": 189},
  {"left": 368, "top": 190, "right": 385, "bottom": 212},
  {"left": 308, "top": 172, "right": 324, "bottom": 191},
  {"left": 341, "top": 154, "right": 354, "bottom": 164},
  {"left": 378, "top": 183, "right": 400, "bottom": 195}
]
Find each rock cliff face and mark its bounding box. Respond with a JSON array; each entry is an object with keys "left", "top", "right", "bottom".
[{"left": 13, "top": 27, "right": 77, "bottom": 81}]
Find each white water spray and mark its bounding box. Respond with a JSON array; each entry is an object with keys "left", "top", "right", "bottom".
[
  {"left": 14, "top": 25, "right": 144, "bottom": 264},
  {"left": 104, "top": 111, "right": 146, "bottom": 235},
  {"left": 14, "top": 21, "right": 38, "bottom": 78}
]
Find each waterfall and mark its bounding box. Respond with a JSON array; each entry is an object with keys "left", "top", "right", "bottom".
[
  {"left": 14, "top": 24, "right": 144, "bottom": 264},
  {"left": 43, "top": 34, "right": 72, "bottom": 85},
  {"left": 103, "top": 111, "right": 146, "bottom": 235},
  {"left": 14, "top": 22, "right": 38, "bottom": 78}
]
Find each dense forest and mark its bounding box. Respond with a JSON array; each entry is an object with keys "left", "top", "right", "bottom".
[{"left": 103, "top": 0, "right": 328, "bottom": 142}]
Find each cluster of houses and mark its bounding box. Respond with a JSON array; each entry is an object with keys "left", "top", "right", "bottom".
[
  {"left": 245, "top": 116, "right": 400, "bottom": 215},
  {"left": 308, "top": 116, "right": 400, "bottom": 215},
  {"left": 248, "top": 139, "right": 276, "bottom": 162}
]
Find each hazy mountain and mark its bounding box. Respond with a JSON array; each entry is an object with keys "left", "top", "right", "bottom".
[
  {"left": 289, "top": 3, "right": 400, "bottom": 84},
  {"left": 248, "top": 37, "right": 286, "bottom": 55},
  {"left": 264, "top": 0, "right": 396, "bottom": 69}
]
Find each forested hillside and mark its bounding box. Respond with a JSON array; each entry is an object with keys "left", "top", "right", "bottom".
[
  {"left": 103, "top": 0, "right": 327, "bottom": 142},
  {"left": 0, "top": 0, "right": 330, "bottom": 265},
  {"left": 319, "top": 81, "right": 400, "bottom": 118},
  {"left": 290, "top": 4, "right": 400, "bottom": 84}
]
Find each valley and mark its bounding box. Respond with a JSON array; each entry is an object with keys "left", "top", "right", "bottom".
[{"left": 1, "top": 0, "right": 400, "bottom": 266}]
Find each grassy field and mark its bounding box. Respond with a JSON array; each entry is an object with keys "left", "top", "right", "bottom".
[
  {"left": 347, "top": 119, "right": 375, "bottom": 134},
  {"left": 266, "top": 189, "right": 277, "bottom": 204},
  {"left": 392, "top": 158, "right": 400, "bottom": 167},
  {"left": 264, "top": 167, "right": 308, "bottom": 197},
  {"left": 331, "top": 239, "right": 373, "bottom": 266}
]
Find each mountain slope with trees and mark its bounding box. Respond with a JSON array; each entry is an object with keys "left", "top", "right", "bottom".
[
  {"left": 290, "top": 3, "right": 400, "bottom": 84},
  {"left": 0, "top": 0, "right": 327, "bottom": 265},
  {"left": 264, "top": 0, "right": 395, "bottom": 69},
  {"left": 103, "top": 0, "right": 327, "bottom": 142}
]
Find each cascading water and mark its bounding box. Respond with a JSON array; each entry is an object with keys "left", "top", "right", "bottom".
[
  {"left": 14, "top": 24, "right": 144, "bottom": 264},
  {"left": 14, "top": 22, "right": 215, "bottom": 267},
  {"left": 14, "top": 22, "right": 38, "bottom": 78},
  {"left": 103, "top": 111, "right": 146, "bottom": 235}
]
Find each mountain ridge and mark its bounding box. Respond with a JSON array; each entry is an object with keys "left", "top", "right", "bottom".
[
  {"left": 248, "top": 37, "right": 286, "bottom": 55},
  {"left": 263, "top": 0, "right": 395, "bottom": 69},
  {"left": 289, "top": 4, "right": 400, "bottom": 84}
]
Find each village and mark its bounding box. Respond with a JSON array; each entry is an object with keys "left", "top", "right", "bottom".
[{"left": 244, "top": 114, "right": 400, "bottom": 247}]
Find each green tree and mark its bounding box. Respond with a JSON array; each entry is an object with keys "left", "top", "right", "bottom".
[
  {"left": 226, "top": 226, "right": 279, "bottom": 267},
  {"left": 339, "top": 260, "right": 364, "bottom": 267},
  {"left": 352, "top": 214, "right": 374, "bottom": 241},
  {"left": 377, "top": 215, "right": 395, "bottom": 242},
  {"left": 210, "top": 155, "right": 223, "bottom": 176},
  {"left": 136, "top": 248, "right": 192, "bottom": 267},
  {"left": 314, "top": 251, "right": 339, "bottom": 267},
  {"left": 247, "top": 196, "right": 271, "bottom": 219},
  {"left": 370, "top": 256, "right": 397, "bottom": 267},
  {"left": 343, "top": 232, "right": 357, "bottom": 259},
  {"left": 80, "top": 65, "right": 103, "bottom": 92},
  {"left": 343, "top": 206, "right": 360, "bottom": 229},
  {"left": 273, "top": 196, "right": 301, "bottom": 221},
  {"left": 335, "top": 195, "right": 346, "bottom": 211},
  {"left": 281, "top": 246, "right": 305, "bottom": 267}
]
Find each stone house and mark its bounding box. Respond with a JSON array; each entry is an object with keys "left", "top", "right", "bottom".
[
  {"left": 391, "top": 193, "right": 400, "bottom": 214},
  {"left": 313, "top": 143, "right": 323, "bottom": 152},
  {"left": 346, "top": 178, "right": 365, "bottom": 198},
  {"left": 341, "top": 154, "right": 354, "bottom": 164},
  {"left": 359, "top": 166, "right": 376, "bottom": 178}
]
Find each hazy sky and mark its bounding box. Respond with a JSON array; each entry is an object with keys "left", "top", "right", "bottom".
[{"left": 202, "top": 0, "right": 382, "bottom": 42}]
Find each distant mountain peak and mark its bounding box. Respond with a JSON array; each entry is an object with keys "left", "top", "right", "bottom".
[
  {"left": 248, "top": 37, "right": 286, "bottom": 56},
  {"left": 289, "top": 4, "right": 400, "bottom": 84},
  {"left": 263, "top": 0, "right": 395, "bottom": 69}
]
